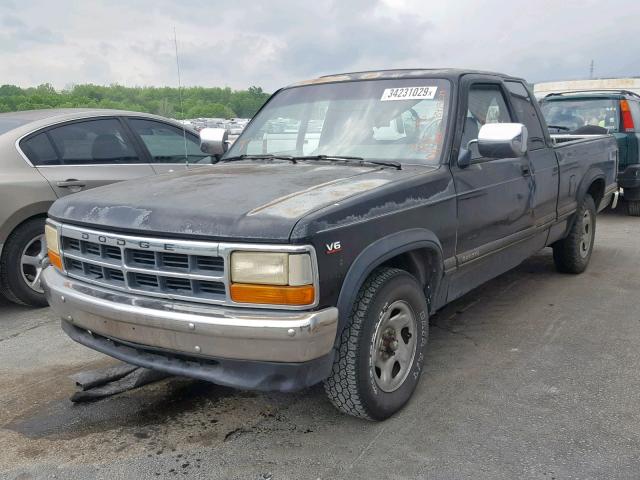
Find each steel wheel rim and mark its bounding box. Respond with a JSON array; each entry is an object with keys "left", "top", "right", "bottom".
[
  {"left": 20, "top": 233, "right": 47, "bottom": 294},
  {"left": 371, "top": 300, "right": 418, "bottom": 393},
  {"left": 580, "top": 210, "right": 593, "bottom": 259}
]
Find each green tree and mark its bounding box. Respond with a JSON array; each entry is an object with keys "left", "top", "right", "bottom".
[
  {"left": 156, "top": 98, "right": 174, "bottom": 117},
  {"left": 0, "top": 83, "right": 270, "bottom": 119},
  {"left": 186, "top": 103, "right": 236, "bottom": 119}
]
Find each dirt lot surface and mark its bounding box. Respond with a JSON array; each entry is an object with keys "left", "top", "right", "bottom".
[{"left": 1, "top": 208, "right": 639, "bottom": 480}]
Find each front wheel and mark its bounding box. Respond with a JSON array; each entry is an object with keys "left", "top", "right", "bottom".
[
  {"left": 324, "top": 267, "right": 429, "bottom": 420},
  {"left": 553, "top": 195, "right": 596, "bottom": 274}
]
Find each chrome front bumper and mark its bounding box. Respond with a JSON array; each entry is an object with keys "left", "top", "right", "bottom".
[{"left": 42, "top": 267, "right": 338, "bottom": 364}]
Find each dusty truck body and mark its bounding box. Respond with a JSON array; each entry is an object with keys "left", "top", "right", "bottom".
[{"left": 42, "top": 69, "right": 617, "bottom": 420}]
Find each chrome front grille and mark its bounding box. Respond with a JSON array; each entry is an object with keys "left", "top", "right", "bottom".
[
  {"left": 58, "top": 224, "right": 226, "bottom": 304},
  {"left": 52, "top": 222, "right": 319, "bottom": 310}
]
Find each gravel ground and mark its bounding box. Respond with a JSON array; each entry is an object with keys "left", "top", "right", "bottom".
[{"left": 1, "top": 207, "right": 639, "bottom": 480}]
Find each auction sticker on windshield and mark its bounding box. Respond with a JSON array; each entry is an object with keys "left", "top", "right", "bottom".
[{"left": 380, "top": 86, "right": 438, "bottom": 101}]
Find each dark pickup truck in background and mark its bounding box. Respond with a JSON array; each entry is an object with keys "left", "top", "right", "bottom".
[
  {"left": 41, "top": 69, "right": 617, "bottom": 420},
  {"left": 539, "top": 90, "right": 639, "bottom": 215}
]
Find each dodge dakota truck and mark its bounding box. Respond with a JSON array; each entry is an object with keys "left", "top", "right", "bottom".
[{"left": 42, "top": 69, "right": 618, "bottom": 420}]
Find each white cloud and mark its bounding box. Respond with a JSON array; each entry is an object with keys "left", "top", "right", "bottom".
[{"left": 1, "top": 0, "right": 639, "bottom": 91}]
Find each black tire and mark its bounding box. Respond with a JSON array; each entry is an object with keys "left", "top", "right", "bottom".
[
  {"left": 553, "top": 195, "right": 596, "bottom": 274},
  {"left": 628, "top": 201, "right": 640, "bottom": 217},
  {"left": 0, "top": 217, "right": 48, "bottom": 307},
  {"left": 324, "top": 267, "right": 429, "bottom": 420}
]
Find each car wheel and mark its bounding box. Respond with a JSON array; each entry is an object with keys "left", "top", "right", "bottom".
[
  {"left": 552, "top": 195, "right": 596, "bottom": 274},
  {"left": 324, "top": 267, "right": 429, "bottom": 420},
  {"left": 628, "top": 200, "right": 640, "bottom": 217},
  {"left": 0, "top": 218, "right": 49, "bottom": 307}
]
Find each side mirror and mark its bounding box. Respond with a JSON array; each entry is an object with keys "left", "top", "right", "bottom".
[
  {"left": 477, "top": 123, "right": 528, "bottom": 159},
  {"left": 200, "top": 128, "right": 229, "bottom": 156}
]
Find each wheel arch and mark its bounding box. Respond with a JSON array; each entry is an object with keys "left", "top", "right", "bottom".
[
  {"left": 335, "top": 228, "right": 444, "bottom": 342},
  {"left": 0, "top": 201, "right": 52, "bottom": 257},
  {"left": 578, "top": 172, "right": 606, "bottom": 210}
]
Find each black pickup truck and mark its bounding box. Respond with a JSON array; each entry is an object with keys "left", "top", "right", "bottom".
[{"left": 42, "top": 69, "right": 617, "bottom": 420}]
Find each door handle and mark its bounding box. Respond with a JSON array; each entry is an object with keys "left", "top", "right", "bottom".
[
  {"left": 521, "top": 164, "right": 531, "bottom": 176},
  {"left": 56, "top": 179, "right": 86, "bottom": 188}
]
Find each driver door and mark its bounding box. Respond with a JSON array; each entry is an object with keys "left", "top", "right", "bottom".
[{"left": 449, "top": 80, "right": 537, "bottom": 299}]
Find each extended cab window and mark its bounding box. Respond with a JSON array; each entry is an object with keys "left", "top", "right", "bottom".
[
  {"left": 128, "top": 118, "right": 208, "bottom": 164},
  {"left": 20, "top": 132, "right": 59, "bottom": 166},
  {"left": 461, "top": 85, "right": 512, "bottom": 158},
  {"left": 47, "top": 118, "right": 141, "bottom": 165},
  {"left": 227, "top": 78, "right": 451, "bottom": 165},
  {"left": 505, "top": 81, "right": 546, "bottom": 150}
]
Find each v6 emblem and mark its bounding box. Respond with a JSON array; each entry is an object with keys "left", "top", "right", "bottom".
[{"left": 325, "top": 241, "right": 342, "bottom": 254}]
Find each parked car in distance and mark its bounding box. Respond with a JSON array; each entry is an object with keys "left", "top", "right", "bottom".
[
  {"left": 0, "top": 108, "right": 212, "bottom": 307},
  {"left": 42, "top": 69, "right": 617, "bottom": 420},
  {"left": 539, "top": 90, "right": 640, "bottom": 215}
]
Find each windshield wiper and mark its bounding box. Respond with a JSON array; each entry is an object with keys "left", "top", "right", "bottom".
[
  {"left": 221, "top": 154, "right": 298, "bottom": 164},
  {"left": 547, "top": 125, "right": 571, "bottom": 132},
  {"left": 295, "top": 155, "right": 402, "bottom": 170},
  {"left": 222, "top": 153, "right": 402, "bottom": 169}
]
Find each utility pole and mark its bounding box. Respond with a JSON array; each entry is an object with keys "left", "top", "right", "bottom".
[{"left": 589, "top": 59, "right": 594, "bottom": 79}]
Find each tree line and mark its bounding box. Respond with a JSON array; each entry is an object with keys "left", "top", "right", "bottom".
[{"left": 0, "top": 83, "right": 271, "bottom": 119}]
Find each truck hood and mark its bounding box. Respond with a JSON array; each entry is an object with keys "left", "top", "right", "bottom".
[{"left": 48, "top": 161, "right": 409, "bottom": 242}]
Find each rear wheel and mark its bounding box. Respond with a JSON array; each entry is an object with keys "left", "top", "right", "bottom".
[
  {"left": 553, "top": 195, "right": 596, "bottom": 274},
  {"left": 0, "top": 218, "right": 48, "bottom": 307},
  {"left": 324, "top": 267, "right": 429, "bottom": 420},
  {"left": 628, "top": 200, "right": 640, "bottom": 217}
]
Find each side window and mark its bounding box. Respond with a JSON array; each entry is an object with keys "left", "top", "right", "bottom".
[
  {"left": 462, "top": 85, "right": 512, "bottom": 158},
  {"left": 128, "top": 119, "right": 207, "bottom": 164},
  {"left": 505, "top": 81, "right": 546, "bottom": 150},
  {"left": 20, "top": 132, "right": 59, "bottom": 166},
  {"left": 47, "top": 119, "right": 141, "bottom": 165}
]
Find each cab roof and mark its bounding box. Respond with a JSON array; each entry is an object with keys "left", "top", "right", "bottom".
[{"left": 288, "top": 68, "right": 519, "bottom": 87}]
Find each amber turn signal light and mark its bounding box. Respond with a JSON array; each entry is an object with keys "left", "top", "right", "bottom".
[
  {"left": 230, "top": 283, "right": 315, "bottom": 306},
  {"left": 48, "top": 250, "right": 63, "bottom": 270}
]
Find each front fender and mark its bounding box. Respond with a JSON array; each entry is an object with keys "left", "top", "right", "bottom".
[{"left": 335, "top": 228, "right": 444, "bottom": 339}]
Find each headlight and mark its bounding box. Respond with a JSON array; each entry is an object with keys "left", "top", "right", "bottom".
[
  {"left": 231, "top": 252, "right": 289, "bottom": 285},
  {"left": 45, "top": 223, "right": 63, "bottom": 270},
  {"left": 230, "top": 251, "right": 315, "bottom": 306}
]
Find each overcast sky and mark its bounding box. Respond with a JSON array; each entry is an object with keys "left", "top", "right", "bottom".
[{"left": 2, "top": 0, "right": 639, "bottom": 91}]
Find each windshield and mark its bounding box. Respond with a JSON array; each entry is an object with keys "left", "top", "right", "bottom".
[
  {"left": 540, "top": 98, "right": 619, "bottom": 132},
  {"left": 225, "top": 79, "right": 451, "bottom": 165}
]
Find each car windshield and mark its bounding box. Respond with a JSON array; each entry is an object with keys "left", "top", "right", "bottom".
[
  {"left": 540, "top": 98, "right": 619, "bottom": 132},
  {"left": 225, "top": 78, "right": 451, "bottom": 165}
]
